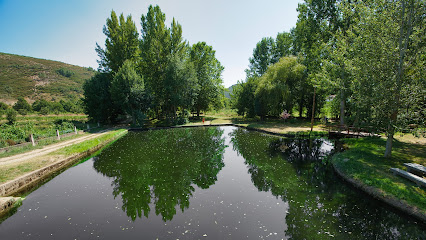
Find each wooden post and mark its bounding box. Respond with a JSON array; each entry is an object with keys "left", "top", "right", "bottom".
[
  {"left": 56, "top": 129, "right": 60, "bottom": 140},
  {"left": 30, "top": 134, "right": 35, "bottom": 146},
  {"left": 74, "top": 126, "right": 78, "bottom": 134},
  {"left": 310, "top": 87, "right": 316, "bottom": 132}
]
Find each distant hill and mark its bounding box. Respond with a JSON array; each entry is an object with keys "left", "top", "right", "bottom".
[
  {"left": 224, "top": 84, "right": 236, "bottom": 99},
  {"left": 0, "top": 52, "right": 95, "bottom": 104}
]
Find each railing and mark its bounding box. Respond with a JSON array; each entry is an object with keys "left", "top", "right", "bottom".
[
  {"left": 0, "top": 127, "right": 80, "bottom": 154},
  {"left": 326, "top": 124, "right": 377, "bottom": 137}
]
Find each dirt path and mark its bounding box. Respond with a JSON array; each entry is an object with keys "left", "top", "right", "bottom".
[{"left": 0, "top": 131, "right": 111, "bottom": 166}]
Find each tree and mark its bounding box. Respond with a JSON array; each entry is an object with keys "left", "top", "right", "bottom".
[
  {"left": 255, "top": 57, "right": 307, "bottom": 117},
  {"left": 293, "top": 0, "right": 343, "bottom": 119},
  {"left": 13, "top": 97, "right": 32, "bottom": 115},
  {"left": 83, "top": 73, "right": 117, "bottom": 123},
  {"left": 96, "top": 10, "right": 140, "bottom": 73},
  {"left": 163, "top": 53, "right": 198, "bottom": 119},
  {"left": 232, "top": 77, "right": 259, "bottom": 117},
  {"left": 110, "top": 60, "right": 147, "bottom": 125},
  {"left": 190, "top": 42, "right": 224, "bottom": 116},
  {"left": 343, "top": 0, "right": 425, "bottom": 157},
  {"left": 246, "top": 37, "right": 276, "bottom": 78},
  {"left": 140, "top": 5, "right": 188, "bottom": 118},
  {"left": 275, "top": 31, "right": 294, "bottom": 58}
]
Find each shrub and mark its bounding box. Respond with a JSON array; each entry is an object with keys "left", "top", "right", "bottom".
[
  {"left": 13, "top": 97, "right": 32, "bottom": 113},
  {"left": 56, "top": 68, "right": 75, "bottom": 78},
  {"left": 6, "top": 108, "right": 17, "bottom": 124},
  {"left": 6, "top": 139, "right": 16, "bottom": 146}
]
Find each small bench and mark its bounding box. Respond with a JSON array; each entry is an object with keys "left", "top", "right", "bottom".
[
  {"left": 403, "top": 163, "right": 426, "bottom": 177},
  {"left": 390, "top": 168, "right": 426, "bottom": 188}
]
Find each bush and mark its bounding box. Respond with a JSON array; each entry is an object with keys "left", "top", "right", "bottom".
[
  {"left": 13, "top": 97, "right": 32, "bottom": 114},
  {"left": 6, "top": 108, "right": 17, "bottom": 124},
  {"left": 56, "top": 68, "right": 75, "bottom": 78}
]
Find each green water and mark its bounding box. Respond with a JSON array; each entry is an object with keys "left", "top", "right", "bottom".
[{"left": 0, "top": 126, "right": 424, "bottom": 239}]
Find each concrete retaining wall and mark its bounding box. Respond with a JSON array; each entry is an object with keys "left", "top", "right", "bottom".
[{"left": 332, "top": 163, "right": 426, "bottom": 224}]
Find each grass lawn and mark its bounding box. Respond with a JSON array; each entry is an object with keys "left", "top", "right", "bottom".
[
  {"left": 184, "top": 109, "right": 327, "bottom": 134},
  {"left": 332, "top": 136, "right": 426, "bottom": 212}
]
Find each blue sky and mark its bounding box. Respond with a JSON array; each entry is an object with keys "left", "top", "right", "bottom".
[{"left": 0, "top": 0, "right": 302, "bottom": 87}]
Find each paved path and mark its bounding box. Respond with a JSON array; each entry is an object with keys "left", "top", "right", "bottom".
[{"left": 0, "top": 131, "right": 110, "bottom": 166}]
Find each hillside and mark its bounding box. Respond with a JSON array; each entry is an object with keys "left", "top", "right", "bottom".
[
  {"left": 224, "top": 84, "right": 236, "bottom": 99},
  {"left": 0, "top": 52, "right": 95, "bottom": 104}
]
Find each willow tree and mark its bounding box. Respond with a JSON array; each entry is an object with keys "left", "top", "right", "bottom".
[
  {"left": 345, "top": 0, "right": 425, "bottom": 157},
  {"left": 255, "top": 57, "right": 306, "bottom": 118}
]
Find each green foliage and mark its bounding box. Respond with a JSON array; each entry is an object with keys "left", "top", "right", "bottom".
[
  {"left": 111, "top": 60, "right": 146, "bottom": 125},
  {"left": 31, "top": 99, "right": 84, "bottom": 114},
  {"left": 232, "top": 78, "right": 258, "bottom": 117},
  {"left": 0, "top": 101, "right": 10, "bottom": 115},
  {"left": 87, "top": 5, "right": 224, "bottom": 125},
  {"left": 255, "top": 56, "right": 306, "bottom": 117},
  {"left": 246, "top": 37, "right": 276, "bottom": 78},
  {"left": 339, "top": 0, "right": 425, "bottom": 156},
  {"left": 56, "top": 67, "right": 75, "bottom": 78},
  {"left": 6, "top": 108, "right": 17, "bottom": 124},
  {"left": 83, "top": 73, "right": 116, "bottom": 123},
  {"left": 96, "top": 10, "right": 140, "bottom": 73},
  {"left": 13, "top": 97, "right": 32, "bottom": 115},
  {"left": 190, "top": 42, "right": 224, "bottom": 116}
]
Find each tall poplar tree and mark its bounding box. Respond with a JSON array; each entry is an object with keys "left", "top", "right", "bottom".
[
  {"left": 190, "top": 42, "right": 224, "bottom": 116},
  {"left": 96, "top": 11, "right": 140, "bottom": 73}
]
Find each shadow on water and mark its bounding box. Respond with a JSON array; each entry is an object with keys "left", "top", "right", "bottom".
[
  {"left": 229, "top": 127, "right": 425, "bottom": 239},
  {"left": 93, "top": 127, "right": 227, "bottom": 221}
]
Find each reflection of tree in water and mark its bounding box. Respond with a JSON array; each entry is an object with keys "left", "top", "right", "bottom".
[
  {"left": 230, "top": 128, "right": 425, "bottom": 239},
  {"left": 94, "top": 127, "right": 226, "bottom": 221}
]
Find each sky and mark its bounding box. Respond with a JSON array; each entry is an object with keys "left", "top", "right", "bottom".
[{"left": 0, "top": 0, "right": 303, "bottom": 87}]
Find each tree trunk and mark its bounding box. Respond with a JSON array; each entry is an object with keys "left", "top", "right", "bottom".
[
  {"left": 310, "top": 88, "right": 316, "bottom": 132},
  {"left": 384, "top": 132, "right": 393, "bottom": 158},
  {"left": 340, "top": 89, "right": 345, "bottom": 126}
]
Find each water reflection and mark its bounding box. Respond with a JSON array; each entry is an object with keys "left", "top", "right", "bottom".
[
  {"left": 93, "top": 127, "right": 226, "bottom": 221},
  {"left": 230, "top": 128, "right": 425, "bottom": 239}
]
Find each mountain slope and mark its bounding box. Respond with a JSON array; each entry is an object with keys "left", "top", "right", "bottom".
[{"left": 0, "top": 52, "right": 95, "bottom": 104}]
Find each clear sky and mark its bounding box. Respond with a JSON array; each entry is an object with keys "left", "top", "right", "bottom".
[{"left": 0, "top": 0, "right": 302, "bottom": 87}]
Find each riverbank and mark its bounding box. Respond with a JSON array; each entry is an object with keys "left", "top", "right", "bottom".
[
  {"left": 331, "top": 137, "right": 426, "bottom": 223},
  {"left": 0, "top": 128, "right": 127, "bottom": 216}
]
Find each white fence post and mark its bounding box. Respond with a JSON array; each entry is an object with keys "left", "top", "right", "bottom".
[
  {"left": 30, "top": 134, "right": 35, "bottom": 146},
  {"left": 74, "top": 126, "right": 78, "bottom": 134},
  {"left": 56, "top": 129, "right": 60, "bottom": 140},
  {"left": 87, "top": 124, "right": 90, "bottom": 130}
]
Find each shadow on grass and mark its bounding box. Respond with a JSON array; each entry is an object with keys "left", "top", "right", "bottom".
[{"left": 334, "top": 136, "right": 426, "bottom": 210}]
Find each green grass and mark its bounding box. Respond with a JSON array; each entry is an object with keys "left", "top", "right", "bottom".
[
  {"left": 51, "top": 129, "right": 127, "bottom": 156},
  {"left": 0, "top": 133, "right": 82, "bottom": 159},
  {"left": 332, "top": 137, "right": 426, "bottom": 211}
]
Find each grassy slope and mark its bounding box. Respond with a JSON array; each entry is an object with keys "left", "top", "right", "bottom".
[
  {"left": 332, "top": 137, "right": 426, "bottom": 211},
  {"left": 0, "top": 52, "right": 95, "bottom": 103}
]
